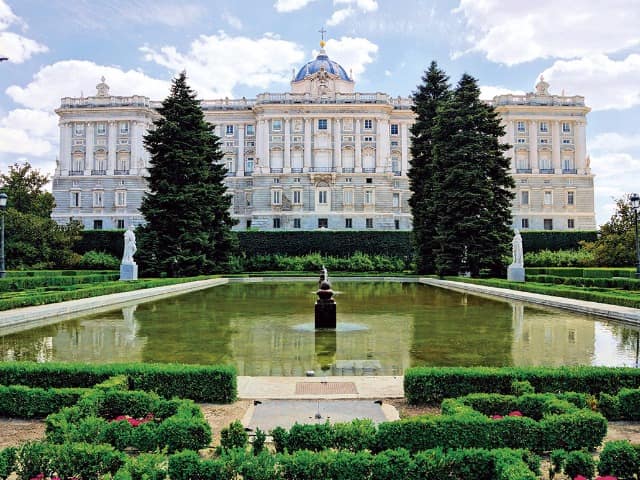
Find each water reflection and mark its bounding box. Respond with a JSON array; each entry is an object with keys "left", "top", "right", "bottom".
[{"left": 0, "top": 282, "right": 639, "bottom": 374}]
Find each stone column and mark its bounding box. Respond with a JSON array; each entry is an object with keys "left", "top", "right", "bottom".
[
  {"left": 333, "top": 118, "right": 341, "bottom": 172},
  {"left": 59, "top": 122, "right": 71, "bottom": 173},
  {"left": 85, "top": 123, "right": 94, "bottom": 173},
  {"left": 131, "top": 121, "right": 140, "bottom": 174},
  {"left": 108, "top": 121, "right": 117, "bottom": 173},
  {"left": 575, "top": 120, "right": 586, "bottom": 171},
  {"left": 355, "top": 119, "right": 362, "bottom": 170},
  {"left": 304, "top": 118, "right": 312, "bottom": 171},
  {"left": 528, "top": 120, "right": 538, "bottom": 172},
  {"left": 284, "top": 119, "right": 291, "bottom": 173},
  {"left": 376, "top": 118, "right": 390, "bottom": 171},
  {"left": 237, "top": 123, "right": 245, "bottom": 176},
  {"left": 552, "top": 120, "right": 561, "bottom": 173},
  {"left": 263, "top": 121, "right": 270, "bottom": 171},
  {"left": 505, "top": 120, "right": 515, "bottom": 172},
  {"left": 401, "top": 123, "right": 409, "bottom": 175}
]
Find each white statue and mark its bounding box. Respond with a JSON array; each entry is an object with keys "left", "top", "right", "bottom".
[
  {"left": 511, "top": 229, "right": 524, "bottom": 266},
  {"left": 122, "top": 225, "right": 137, "bottom": 265}
]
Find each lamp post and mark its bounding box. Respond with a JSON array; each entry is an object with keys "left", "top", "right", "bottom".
[
  {"left": 0, "top": 193, "right": 7, "bottom": 278},
  {"left": 631, "top": 193, "right": 640, "bottom": 279}
]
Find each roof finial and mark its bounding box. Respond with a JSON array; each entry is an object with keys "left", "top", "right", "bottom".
[{"left": 319, "top": 26, "right": 326, "bottom": 48}]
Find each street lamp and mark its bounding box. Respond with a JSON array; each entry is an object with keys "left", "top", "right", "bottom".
[
  {"left": 631, "top": 193, "right": 640, "bottom": 279},
  {"left": 0, "top": 193, "right": 7, "bottom": 279}
]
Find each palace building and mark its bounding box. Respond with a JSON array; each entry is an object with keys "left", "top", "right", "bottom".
[{"left": 51, "top": 44, "right": 596, "bottom": 231}]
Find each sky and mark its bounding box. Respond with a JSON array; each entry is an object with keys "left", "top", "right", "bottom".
[{"left": 0, "top": 0, "right": 638, "bottom": 226}]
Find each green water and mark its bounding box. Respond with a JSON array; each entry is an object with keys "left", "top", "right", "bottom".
[{"left": 0, "top": 281, "right": 638, "bottom": 375}]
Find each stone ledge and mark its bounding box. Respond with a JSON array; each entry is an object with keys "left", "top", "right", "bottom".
[
  {"left": 0, "top": 278, "right": 229, "bottom": 334},
  {"left": 420, "top": 277, "right": 640, "bottom": 325}
]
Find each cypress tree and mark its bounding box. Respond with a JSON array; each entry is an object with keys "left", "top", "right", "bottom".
[
  {"left": 431, "top": 73, "right": 514, "bottom": 276},
  {"left": 408, "top": 61, "right": 450, "bottom": 274},
  {"left": 137, "top": 72, "right": 237, "bottom": 276}
]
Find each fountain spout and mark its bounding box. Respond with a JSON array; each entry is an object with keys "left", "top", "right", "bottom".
[{"left": 322, "top": 265, "right": 329, "bottom": 283}]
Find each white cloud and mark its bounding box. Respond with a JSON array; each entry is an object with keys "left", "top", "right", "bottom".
[
  {"left": 334, "top": 0, "right": 378, "bottom": 12},
  {"left": 0, "top": 109, "right": 58, "bottom": 139},
  {"left": 6, "top": 60, "right": 170, "bottom": 111},
  {"left": 274, "top": 0, "right": 317, "bottom": 12},
  {"left": 384, "top": 69, "right": 391, "bottom": 77},
  {"left": 139, "top": 4, "right": 206, "bottom": 27},
  {"left": 327, "top": 8, "right": 354, "bottom": 26},
  {"left": 222, "top": 12, "right": 243, "bottom": 30},
  {"left": 0, "top": 127, "right": 51, "bottom": 156},
  {"left": 589, "top": 132, "right": 640, "bottom": 153},
  {"left": 479, "top": 85, "right": 525, "bottom": 101},
  {"left": 318, "top": 37, "right": 378, "bottom": 80},
  {"left": 540, "top": 54, "right": 640, "bottom": 111},
  {"left": 453, "top": 0, "right": 640, "bottom": 65},
  {"left": 141, "top": 32, "right": 305, "bottom": 98},
  {"left": 590, "top": 151, "right": 640, "bottom": 225},
  {"left": 0, "top": 1, "right": 47, "bottom": 63}
]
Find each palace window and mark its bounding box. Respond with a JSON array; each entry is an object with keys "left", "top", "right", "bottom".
[
  {"left": 366, "top": 178, "right": 372, "bottom": 184},
  {"left": 70, "top": 191, "right": 81, "bottom": 208},
  {"left": 568, "top": 218, "right": 575, "bottom": 229},
  {"left": 74, "top": 123, "right": 84, "bottom": 136},
  {"left": 116, "top": 219, "right": 125, "bottom": 229},
  {"left": 540, "top": 138, "right": 549, "bottom": 144},
  {"left": 393, "top": 192, "right": 400, "bottom": 208},
  {"left": 293, "top": 177, "right": 301, "bottom": 183},
  {"left": 345, "top": 218, "right": 353, "bottom": 228},
  {"left": 272, "top": 120, "right": 282, "bottom": 131},
  {"left": 225, "top": 125, "right": 234, "bottom": 136},
  {"left": 562, "top": 139, "right": 572, "bottom": 144},
  {"left": 363, "top": 136, "right": 374, "bottom": 142},
  {"left": 293, "top": 190, "right": 302, "bottom": 204},
  {"left": 366, "top": 218, "right": 373, "bottom": 228},
  {"left": 318, "top": 190, "right": 328, "bottom": 204},
  {"left": 364, "top": 119, "right": 373, "bottom": 130},
  {"left": 119, "top": 122, "right": 129, "bottom": 135},
  {"left": 567, "top": 191, "right": 575, "bottom": 205},
  {"left": 517, "top": 121, "right": 525, "bottom": 132},
  {"left": 395, "top": 219, "right": 400, "bottom": 230},
  {"left": 318, "top": 119, "right": 328, "bottom": 130},
  {"left": 115, "top": 190, "right": 126, "bottom": 207},
  {"left": 273, "top": 218, "right": 281, "bottom": 229},
  {"left": 562, "top": 122, "right": 571, "bottom": 133},
  {"left": 544, "top": 219, "right": 553, "bottom": 230},
  {"left": 517, "top": 138, "right": 526, "bottom": 144},
  {"left": 272, "top": 190, "right": 282, "bottom": 205},
  {"left": 96, "top": 123, "right": 106, "bottom": 136},
  {"left": 293, "top": 218, "right": 301, "bottom": 229},
  {"left": 539, "top": 122, "right": 549, "bottom": 133},
  {"left": 343, "top": 189, "right": 353, "bottom": 205},
  {"left": 93, "top": 191, "right": 103, "bottom": 207},
  {"left": 246, "top": 193, "right": 252, "bottom": 207},
  {"left": 93, "top": 220, "right": 103, "bottom": 230},
  {"left": 521, "top": 191, "right": 529, "bottom": 205},
  {"left": 390, "top": 123, "right": 399, "bottom": 135},
  {"left": 364, "top": 189, "right": 374, "bottom": 205},
  {"left": 544, "top": 191, "right": 553, "bottom": 205},
  {"left": 521, "top": 218, "right": 529, "bottom": 229},
  {"left": 273, "top": 177, "right": 280, "bottom": 184},
  {"left": 318, "top": 218, "right": 328, "bottom": 228},
  {"left": 345, "top": 177, "right": 352, "bottom": 183},
  {"left": 246, "top": 125, "right": 255, "bottom": 136},
  {"left": 246, "top": 220, "right": 252, "bottom": 229},
  {"left": 246, "top": 158, "right": 254, "bottom": 172}
]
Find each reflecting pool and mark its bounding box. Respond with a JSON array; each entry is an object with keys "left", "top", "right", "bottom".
[{"left": 1, "top": 281, "right": 639, "bottom": 375}]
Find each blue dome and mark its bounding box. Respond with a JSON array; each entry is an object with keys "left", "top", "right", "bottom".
[{"left": 294, "top": 50, "right": 352, "bottom": 82}]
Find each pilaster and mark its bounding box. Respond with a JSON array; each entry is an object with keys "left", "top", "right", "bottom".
[
  {"left": 575, "top": 121, "right": 586, "bottom": 171},
  {"left": 108, "top": 121, "right": 117, "bottom": 174},
  {"left": 528, "top": 120, "right": 538, "bottom": 172},
  {"left": 85, "top": 123, "right": 94, "bottom": 173},
  {"left": 284, "top": 119, "right": 291, "bottom": 173},
  {"left": 552, "top": 120, "right": 561, "bottom": 173},
  {"left": 304, "top": 118, "right": 312, "bottom": 170},
  {"left": 355, "top": 119, "right": 362, "bottom": 170},
  {"left": 401, "top": 123, "right": 409, "bottom": 175},
  {"left": 237, "top": 123, "right": 245, "bottom": 176},
  {"left": 333, "top": 118, "right": 341, "bottom": 172}
]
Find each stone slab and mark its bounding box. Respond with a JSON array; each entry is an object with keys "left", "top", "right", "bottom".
[
  {"left": 507, "top": 265, "right": 525, "bottom": 282},
  {"left": 120, "top": 263, "right": 138, "bottom": 281}
]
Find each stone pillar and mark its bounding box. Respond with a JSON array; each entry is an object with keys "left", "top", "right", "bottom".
[
  {"left": 401, "top": 123, "right": 409, "bottom": 175},
  {"left": 505, "top": 120, "right": 515, "bottom": 172},
  {"left": 552, "top": 120, "right": 561, "bottom": 173},
  {"left": 263, "top": 121, "right": 270, "bottom": 171},
  {"left": 528, "top": 120, "right": 538, "bottom": 172},
  {"left": 304, "top": 118, "right": 312, "bottom": 171},
  {"left": 236, "top": 123, "right": 245, "bottom": 176},
  {"left": 85, "top": 123, "right": 94, "bottom": 173},
  {"left": 108, "top": 121, "right": 117, "bottom": 173},
  {"left": 355, "top": 119, "right": 362, "bottom": 170},
  {"left": 333, "top": 118, "right": 341, "bottom": 172},
  {"left": 575, "top": 121, "right": 586, "bottom": 170},
  {"left": 376, "top": 118, "right": 390, "bottom": 171},
  {"left": 59, "top": 122, "right": 71, "bottom": 173},
  {"left": 284, "top": 119, "right": 291, "bottom": 173},
  {"left": 131, "top": 121, "right": 140, "bottom": 174}
]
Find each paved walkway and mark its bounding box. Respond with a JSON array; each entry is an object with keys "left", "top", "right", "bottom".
[
  {"left": 237, "top": 375, "right": 404, "bottom": 400},
  {"left": 420, "top": 278, "right": 640, "bottom": 325}
]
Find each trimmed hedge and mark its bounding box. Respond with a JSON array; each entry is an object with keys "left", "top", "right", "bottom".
[
  {"left": 519, "top": 231, "right": 598, "bottom": 252},
  {"left": 526, "top": 274, "right": 640, "bottom": 290},
  {"left": 526, "top": 267, "right": 636, "bottom": 278},
  {"left": 0, "top": 273, "right": 119, "bottom": 293},
  {"left": 75, "top": 230, "right": 125, "bottom": 257},
  {"left": 0, "top": 385, "right": 87, "bottom": 418},
  {"left": 0, "top": 362, "right": 236, "bottom": 403},
  {"left": 168, "top": 447, "right": 538, "bottom": 480},
  {"left": 404, "top": 366, "right": 640, "bottom": 404}
]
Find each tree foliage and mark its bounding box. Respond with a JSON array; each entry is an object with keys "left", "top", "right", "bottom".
[
  {"left": 137, "top": 72, "right": 237, "bottom": 276},
  {"left": 409, "top": 68, "right": 514, "bottom": 276},
  {"left": 0, "top": 162, "right": 81, "bottom": 269},
  {"left": 581, "top": 196, "right": 637, "bottom": 266},
  {"left": 408, "top": 61, "right": 450, "bottom": 274}
]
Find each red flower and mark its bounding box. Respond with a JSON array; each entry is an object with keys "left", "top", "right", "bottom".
[
  {"left": 490, "top": 414, "right": 504, "bottom": 420},
  {"left": 596, "top": 477, "right": 618, "bottom": 480},
  {"left": 574, "top": 475, "right": 588, "bottom": 480},
  {"left": 508, "top": 410, "right": 523, "bottom": 417}
]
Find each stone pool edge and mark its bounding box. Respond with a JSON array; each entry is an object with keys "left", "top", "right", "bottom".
[
  {"left": 420, "top": 277, "right": 640, "bottom": 325},
  {"left": 0, "top": 278, "right": 229, "bottom": 334}
]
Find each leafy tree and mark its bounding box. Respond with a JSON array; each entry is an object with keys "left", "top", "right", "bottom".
[
  {"left": 408, "top": 61, "right": 450, "bottom": 274},
  {"left": 581, "top": 195, "right": 637, "bottom": 266},
  {"left": 0, "top": 162, "right": 81, "bottom": 269},
  {"left": 430, "top": 73, "right": 514, "bottom": 276},
  {"left": 137, "top": 71, "right": 237, "bottom": 276},
  {"left": 0, "top": 162, "right": 55, "bottom": 217}
]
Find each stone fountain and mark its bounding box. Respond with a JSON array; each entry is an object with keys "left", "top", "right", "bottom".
[{"left": 315, "top": 266, "right": 336, "bottom": 329}]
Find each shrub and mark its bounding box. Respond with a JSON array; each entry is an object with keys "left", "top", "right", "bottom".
[
  {"left": 119, "top": 453, "right": 167, "bottom": 480},
  {"left": 0, "top": 447, "right": 16, "bottom": 480},
  {"left": 512, "top": 380, "right": 535, "bottom": 396},
  {"left": 220, "top": 420, "right": 248, "bottom": 450},
  {"left": 252, "top": 427, "right": 266, "bottom": 455},
  {"left": 0, "top": 385, "right": 87, "bottom": 419},
  {"left": 598, "top": 440, "right": 639, "bottom": 479},
  {"left": 564, "top": 450, "right": 595, "bottom": 480},
  {"left": 156, "top": 413, "right": 212, "bottom": 453},
  {"left": 78, "top": 250, "right": 120, "bottom": 269},
  {"left": 524, "top": 249, "right": 596, "bottom": 267},
  {"left": 549, "top": 449, "right": 567, "bottom": 479},
  {"left": 370, "top": 448, "right": 413, "bottom": 480}
]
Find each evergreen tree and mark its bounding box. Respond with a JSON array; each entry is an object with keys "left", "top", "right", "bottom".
[
  {"left": 430, "top": 73, "right": 514, "bottom": 276},
  {"left": 137, "top": 72, "right": 237, "bottom": 276},
  {"left": 408, "top": 61, "right": 450, "bottom": 273}
]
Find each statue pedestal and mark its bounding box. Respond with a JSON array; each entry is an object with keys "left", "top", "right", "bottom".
[
  {"left": 315, "top": 300, "right": 336, "bottom": 329},
  {"left": 507, "top": 265, "right": 525, "bottom": 282},
  {"left": 120, "top": 263, "right": 138, "bottom": 281}
]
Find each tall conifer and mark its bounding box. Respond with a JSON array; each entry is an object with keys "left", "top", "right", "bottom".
[
  {"left": 408, "top": 61, "right": 450, "bottom": 273},
  {"left": 431, "top": 73, "right": 514, "bottom": 276},
  {"left": 137, "top": 72, "right": 237, "bottom": 276}
]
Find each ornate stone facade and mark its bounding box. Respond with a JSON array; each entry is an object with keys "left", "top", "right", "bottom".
[{"left": 51, "top": 51, "right": 595, "bottom": 232}]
